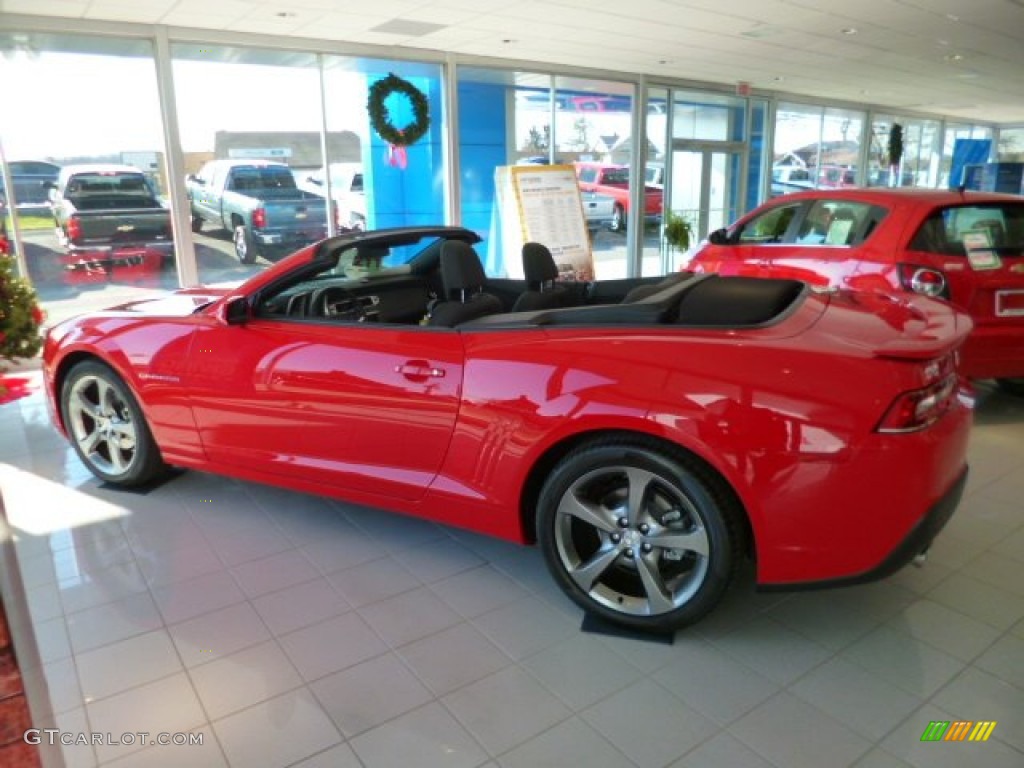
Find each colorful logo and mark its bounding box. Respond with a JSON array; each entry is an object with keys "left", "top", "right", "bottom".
[{"left": 920, "top": 721, "right": 997, "bottom": 742}]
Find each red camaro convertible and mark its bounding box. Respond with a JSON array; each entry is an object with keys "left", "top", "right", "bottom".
[
  {"left": 44, "top": 226, "right": 974, "bottom": 632},
  {"left": 687, "top": 187, "right": 1024, "bottom": 395}
]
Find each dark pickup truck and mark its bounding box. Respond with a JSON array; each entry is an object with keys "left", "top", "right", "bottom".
[
  {"left": 47, "top": 164, "right": 174, "bottom": 282},
  {"left": 187, "top": 159, "right": 331, "bottom": 263}
]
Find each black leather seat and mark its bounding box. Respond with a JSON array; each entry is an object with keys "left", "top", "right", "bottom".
[
  {"left": 621, "top": 271, "right": 691, "bottom": 303},
  {"left": 511, "top": 242, "right": 572, "bottom": 312},
  {"left": 427, "top": 241, "right": 504, "bottom": 327}
]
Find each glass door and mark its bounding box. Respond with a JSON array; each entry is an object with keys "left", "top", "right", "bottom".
[{"left": 666, "top": 141, "right": 743, "bottom": 270}]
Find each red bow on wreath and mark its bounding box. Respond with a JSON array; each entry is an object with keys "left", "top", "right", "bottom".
[{"left": 387, "top": 132, "right": 408, "bottom": 169}]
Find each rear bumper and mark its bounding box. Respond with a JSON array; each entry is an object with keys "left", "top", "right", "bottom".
[
  {"left": 759, "top": 466, "right": 967, "bottom": 592},
  {"left": 59, "top": 244, "right": 173, "bottom": 284},
  {"left": 960, "top": 325, "right": 1024, "bottom": 379},
  {"left": 253, "top": 229, "right": 327, "bottom": 248}
]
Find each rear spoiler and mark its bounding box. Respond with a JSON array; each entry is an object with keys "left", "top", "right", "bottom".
[{"left": 869, "top": 294, "right": 974, "bottom": 361}]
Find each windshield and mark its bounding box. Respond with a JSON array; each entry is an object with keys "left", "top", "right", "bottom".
[
  {"left": 330, "top": 234, "right": 446, "bottom": 278},
  {"left": 601, "top": 168, "right": 630, "bottom": 185},
  {"left": 228, "top": 166, "right": 296, "bottom": 191}
]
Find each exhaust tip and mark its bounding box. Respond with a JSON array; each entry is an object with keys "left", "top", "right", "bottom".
[{"left": 912, "top": 549, "right": 929, "bottom": 568}]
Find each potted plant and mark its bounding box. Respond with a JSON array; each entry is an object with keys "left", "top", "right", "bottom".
[{"left": 663, "top": 210, "right": 695, "bottom": 254}]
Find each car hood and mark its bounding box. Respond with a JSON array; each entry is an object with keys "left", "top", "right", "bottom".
[{"left": 106, "top": 287, "right": 233, "bottom": 316}]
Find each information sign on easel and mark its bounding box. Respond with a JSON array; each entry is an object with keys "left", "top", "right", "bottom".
[{"left": 494, "top": 165, "right": 594, "bottom": 280}]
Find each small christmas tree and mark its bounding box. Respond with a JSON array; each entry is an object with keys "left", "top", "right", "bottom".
[{"left": 0, "top": 249, "right": 45, "bottom": 371}]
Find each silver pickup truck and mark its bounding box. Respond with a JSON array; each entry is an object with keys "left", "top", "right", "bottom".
[{"left": 187, "top": 159, "right": 331, "bottom": 263}]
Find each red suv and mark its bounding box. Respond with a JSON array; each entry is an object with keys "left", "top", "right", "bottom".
[{"left": 686, "top": 188, "right": 1024, "bottom": 393}]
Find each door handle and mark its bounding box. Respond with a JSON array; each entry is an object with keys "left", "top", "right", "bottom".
[{"left": 395, "top": 361, "right": 446, "bottom": 381}]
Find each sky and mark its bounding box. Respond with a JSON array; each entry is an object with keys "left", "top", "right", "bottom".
[{"left": 0, "top": 50, "right": 366, "bottom": 161}]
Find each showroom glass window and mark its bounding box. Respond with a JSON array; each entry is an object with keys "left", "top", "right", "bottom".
[
  {"left": 940, "top": 123, "right": 994, "bottom": 188},
  {"left": 554, "top": 76, "right": 637, "bottom": 280},
  {"left": 0, "top": 34, "right": 177, "bottom": 325},
  {"left": 998, "top": 127, "right": 1024, "bottom": 161},
  {"left": 455, "top": 67, "right": 641, "bottom": 281},
  {"left": 170, "top": 45, "right": 324, "bottom": 285},
  {"left": 867, "top": 114, "right": 941, "bottom": 188},
  {"left": 773, "top": 103, "right": 864, "bottom": 196}
]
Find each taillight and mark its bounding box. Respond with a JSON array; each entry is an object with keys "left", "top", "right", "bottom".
[
  {"left": 67, "top": 216, "right": 83, "bottom": 243},
  {"left": 252, "top": 208, "right": 267, "bottom": 229},
  {"left": 876, "top": 373, "right": 958, "bottom": 433},
  {"left": 898, "top": 263, "right": 948, "bottom": 299}
]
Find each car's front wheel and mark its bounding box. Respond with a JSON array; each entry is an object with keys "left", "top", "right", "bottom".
[
  {"left": 537, "top": 439, "right": 740, "bottom": 633},
  {"left": 61, "top": 361, "right": 165, "bottom": 486}
]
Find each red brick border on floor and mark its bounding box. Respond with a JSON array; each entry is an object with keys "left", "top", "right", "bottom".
[{"left": 0, "top": 596, "right": 42, "bottom": 768}]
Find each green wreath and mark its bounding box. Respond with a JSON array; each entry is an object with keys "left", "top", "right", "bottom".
[{"left": 367, "top": 73, "right": 430, "bottom": 147}]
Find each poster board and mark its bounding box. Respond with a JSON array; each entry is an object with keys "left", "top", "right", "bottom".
[{"left": 494, "top": 164, "right": 594, "bottom": 280}]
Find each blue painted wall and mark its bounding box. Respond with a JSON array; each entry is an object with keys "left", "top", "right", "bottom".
[
  {"left": 455, "top": 80, "right": 508, "bottom": 275},
  {"left": 364, "top": 74, "right": 446, "bottom": 229}
]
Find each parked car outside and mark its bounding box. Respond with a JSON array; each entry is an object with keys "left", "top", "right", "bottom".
[
  {"left": 580, "top": 190, "right": 616, "bottom": 233},
  {"left": 770, "top": 164, "right": 813, "bottom": 197},
  {"left": 0, "top": 160, "right": 61, "bottom": 209},
  {"left": 46, "top": 164, "right": 173, "bottom": 284},
  {"left": 814, "top": 165, "right": 857, "bottom": 189},
  {"left": 686, "top": 187, "right": 1024, "bottom": 393},
  {"left": 296, "top": 162, "right": 366, "bottom": 231},
  {"left": 43, "top": 225, "right": 973, "bottom": 632},
  {"left": 187, "top": 159, "right": 331, "bottom": 263},
  {"left": 574, "top": 161, "right": 663, "bottom": 233}
]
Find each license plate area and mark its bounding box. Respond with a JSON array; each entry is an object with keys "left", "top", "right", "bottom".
[{"left": 996, "top": 289, "right": 1024, "bottom": 317}]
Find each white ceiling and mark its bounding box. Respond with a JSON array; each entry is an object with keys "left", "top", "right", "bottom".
[{"left": 2, "top": 0, "right": 1024, "bottom": 123}]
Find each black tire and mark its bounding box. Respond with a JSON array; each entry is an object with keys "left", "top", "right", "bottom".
[
  {"left": 996, "top": 378, "right": 1024, "bottom": 397},
  {"left": 60, "top": 360, "right": 166, "bottom": 487},
  {"left": 537, "top": 439, "right": 739, "bottom": 632},
  {"left": 609, "top": 205, "right": 626, "bottom": 233},
  {"left": 190, "top": 212, "right": 203, "bottom": 233},
  {"left": 233, "top": 224, "right": 258, "bottom": 264}
]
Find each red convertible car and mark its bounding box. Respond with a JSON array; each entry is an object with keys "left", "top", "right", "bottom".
[
  {"left": 687, "top": 187, "right": 1024, "bottom": 395},
  {"left": 43, "top": 226, "right": 974, "bottom": 632}
]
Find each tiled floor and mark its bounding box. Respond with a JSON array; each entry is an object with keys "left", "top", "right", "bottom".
[{"left": 1, "top": 370, "right": 1023, "bottom": 768}]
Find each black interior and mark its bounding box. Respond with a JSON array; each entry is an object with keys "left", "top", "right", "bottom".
[{"left": 256, "top": 229, "right": 808, "bottom": 331}]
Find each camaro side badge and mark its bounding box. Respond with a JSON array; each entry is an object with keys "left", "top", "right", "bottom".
[
  {"left": 139, "top": 373, "right": 181, "bottom": 383},
  {"left": 1011, "top": 263, "right": 1024, "bottom": 273}
]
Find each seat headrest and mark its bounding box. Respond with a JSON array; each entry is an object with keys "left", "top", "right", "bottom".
[
  {"left": 522, "top": 242, "right": 558, "bottom": 284},
  {"left": 440, "top": 240, "right": 486, "bottom": 293}
]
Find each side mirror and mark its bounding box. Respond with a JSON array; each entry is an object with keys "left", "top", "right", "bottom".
[
  {"left": 223, "top": 295, "right": 250, "bottom": 325},
  {"left": 307, "top": 176, "right": 322, "bottom": 186},
  {"left": 708, "top": 228, "right": 731, "bottom": 246},
  {"left": 187, "top": 175, "right": 203, "bottom": 185}
]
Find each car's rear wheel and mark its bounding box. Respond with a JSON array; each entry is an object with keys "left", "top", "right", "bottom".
[
  {"left": 61, "top": 361, "right": 165, "bottom": 487},
  {"left": 537, "top": 439, "right": 739, "bottom": 632},
  {"left": 610, "top": 205, "right": 625, "bottom": 233},
  {"left": 996, "top": 378, "right": 1024, "bottom": 397},
  {"left": 233, "top": 225, "right": 259, "bottom": 264}
]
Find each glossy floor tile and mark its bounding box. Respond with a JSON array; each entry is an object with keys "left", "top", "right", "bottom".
[{"left": 1, "top": 372, "right": 1023, "bottom": 768}]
